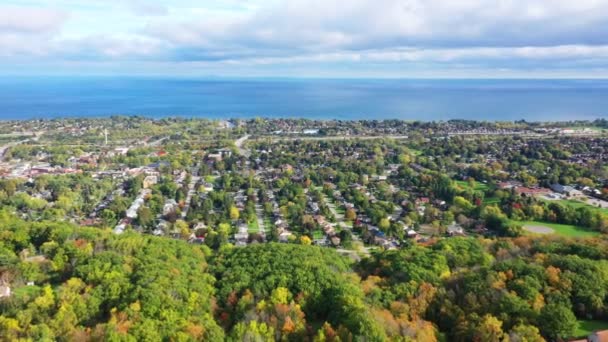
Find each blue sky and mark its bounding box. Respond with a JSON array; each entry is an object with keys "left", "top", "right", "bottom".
[{"left": 2, "top": 0, "right": 608, "bottom": 78}]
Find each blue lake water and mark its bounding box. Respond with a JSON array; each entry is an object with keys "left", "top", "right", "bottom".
[{"left": 0, "top": 77, "right": 607, "bottom": 121}]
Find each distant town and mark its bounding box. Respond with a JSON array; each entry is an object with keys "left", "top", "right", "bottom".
[
  {"left": 1, "top": 118, "right": 607, "bottom": 251},
  {"left": 1, "top": 117, "right": 608, "bottom": 341}
]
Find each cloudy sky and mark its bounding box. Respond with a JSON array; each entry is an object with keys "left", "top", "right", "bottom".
[{"left": 2, "top": 0, "right": 608, "bottom": 77}]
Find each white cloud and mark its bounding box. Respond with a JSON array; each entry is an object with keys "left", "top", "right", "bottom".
[
  {"left": 0, "top": 5, "right": 67, "bottom": 33},
  {"left": 127, "top": 0, "right": 169, "bottom": 16},
  {"left": 2, "top": 0, "right": 608, "bottom": 76},
  {"left": 0, "top": 5, "right": 69, "bottom": 57},
  {"left": 60, "top": 35, "right": 165, "bottom": 59},
  {"left": 146, "top": 0, "right": 608, "bottom": 52},
  {"left": 216, "top": 45, "right": 608, "bottom": 65}
]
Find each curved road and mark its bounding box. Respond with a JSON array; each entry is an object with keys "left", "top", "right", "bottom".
[{"left": 235, "top": 135, "right": 251, "bottom": 157}]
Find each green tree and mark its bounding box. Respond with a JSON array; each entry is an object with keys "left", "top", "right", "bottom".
[
  {"left": 509, "top": 324, "right": 545, "bottom": 342},
  {"left": 538, "top": 303, "right": 577, "bottom": 341},
  {"left": 99, "top": 209, "right": 116, "bottom": 227},
  {"left": 174, "top": 220, "right": 190, "bottom": 239},
  {"left": 378, "top": 218, "right": 391, "bottom": 231},
  {"left": 137, "top": 206, "right": 154, "bottom": 229}
]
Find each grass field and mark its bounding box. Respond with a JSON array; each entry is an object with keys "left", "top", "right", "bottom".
[
  {"left": 410, "top": 149, "right": 424, "bottom": 156},
  {"left": 553, "top": 199, "right": 608, "bottom": 215},
  {"left": 247, "top": 218, "right": 260, "bottom": 233},
  {"left": 454, "top": 179, "right": 498, "bottom": 204},
  {"left": 12, "top": 285, "right": 41, "bottom": 300},
  {"left": 517, "top": 220, "right": 600, "bottom": 238},
  {"left": 455, "top": 180, "right": 490, "bottom": 192},
  {"left": 483, "top": 196, "right": 500, "bottom": 205},
  {"left": 574, "top": 319, "right": 608, "bottom": 338},
  {"left": 263, "top": 217, "right": 272, "bottom": 229}
]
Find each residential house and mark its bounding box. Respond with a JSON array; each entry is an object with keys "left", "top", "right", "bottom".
[
  {"left": 278, "top": 231, "right": 293, "bottom": 243},
  {"left": 515, "top": 186, "right": 551, "bottom": 196},
  {"left": 0, "top": 286, "right": 10, "bottom": 298},
  {"left": 163, "top": 199, "right": 178, "bottom": 216},
  {"left": 113, "top": 222, "right": 127, "bottom": 235},
  {"left": 207, "top": 153, "right": 222, "bottom": 162},
  {"left": 143, "top": 175, "right": 158, "bottom": 189},
  {"left": 200, "top": 182, "right": 214, "bottom": 192},
  {"left": 447, "top": 222, "right": 465, "bottom": 236},
  {"left": 114, "top": 147, "right": 129, "bottom": 156},
  {"left": 551, "top": 183, "right": 574, "bottom": 194},
  {"left": 498, "top": 181, "right": 522, "bottom": 189},
  {"left": 234, "top": 225, "right": 249, "bottom": 246},
  {"left": 406, "top": 229, "right": 419, "bottom": 239},
  {"left": 217, "top": 148, "right": 233, "bottom": 158}
]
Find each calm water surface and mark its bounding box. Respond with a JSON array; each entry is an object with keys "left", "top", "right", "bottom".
[{"left": 0, "top": 78, "right": 607, "bottom": 121}]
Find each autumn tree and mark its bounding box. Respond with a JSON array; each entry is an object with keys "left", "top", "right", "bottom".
[{"left": 229, "top": 206, "right": 240, "bottom": 221}]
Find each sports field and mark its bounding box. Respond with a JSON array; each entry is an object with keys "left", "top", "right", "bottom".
[{"left": 518, "top": 221, "right": 600, "bottom": 238}]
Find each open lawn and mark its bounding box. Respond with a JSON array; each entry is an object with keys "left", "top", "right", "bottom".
[
  {"left": 12, "top": 285, "right": 41, "bottom": 300},
  {"left": 574, "top": 319, "right": 608, "bottom": 339},
  {"left": 455, "top": 180, "right": 490, "bottom": 192},
  {"left": 419, "top": 224, "right": 440, "bottom": 236},
  {"left": 410, "top": 149, "right": 424, "bottom": 156},
  {"left": 517, "top": 220, "right": 600, "bottom": 238},
  {"left": 555, "top": 199, "right": 608, "bottom": 215},
  {"left": 247, "top": 218, "right": 260, "bottom": 233},
  {"left": 483, "top": 196, "right": 500, "bottom": 205}
]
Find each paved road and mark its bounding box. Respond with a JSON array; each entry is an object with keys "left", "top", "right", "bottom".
[
  {"left": 0, "top": 133, "right": 40, "bottom": 161},
  {"left": 254, "top": 130, "right": 605, "bottom": 143},
  {"left": 255, "top": 203, "right": 266, "bottom": 240},
  {"left": 148, "top": 136, "right": 168, "bottom": 147},
  {"left": 181, "top": 164, "right": 201, "bottom": 219},
  {"left": 235, "top": 135, "right": 251, "bottom": 157},
  {"left": 181, "top": 176, "right": 200, "bottom": 219},
  {"left": 569, "top": 190, "right": 608, "bottom": 209},
  {"left": 265, "top": 135, "right": 409, "bottom": 142},
  {"left": 324, "top": 196, "right": 347, "bottom": 228},
  {"left": 336, "top": 245, "right": 371, "bottom": 260},
  {"left": 336, "top": 249, "right": 362, "bottom": 262}
]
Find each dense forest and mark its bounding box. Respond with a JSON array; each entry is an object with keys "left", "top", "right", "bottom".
[{"left": 1, "top": 209, "right": 608, "bottom": 341}]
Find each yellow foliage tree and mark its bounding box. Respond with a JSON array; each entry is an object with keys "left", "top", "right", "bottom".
[{"left": 300, "top": 236, "right": 312, "bottom": 245}]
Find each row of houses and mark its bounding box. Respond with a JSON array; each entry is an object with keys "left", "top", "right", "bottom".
[
  {"left": 114, "top": 188, "right": 151, "bottom": 234},
  {"left": 315, "top": 215, "right": 341, "bottom": 247}
]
